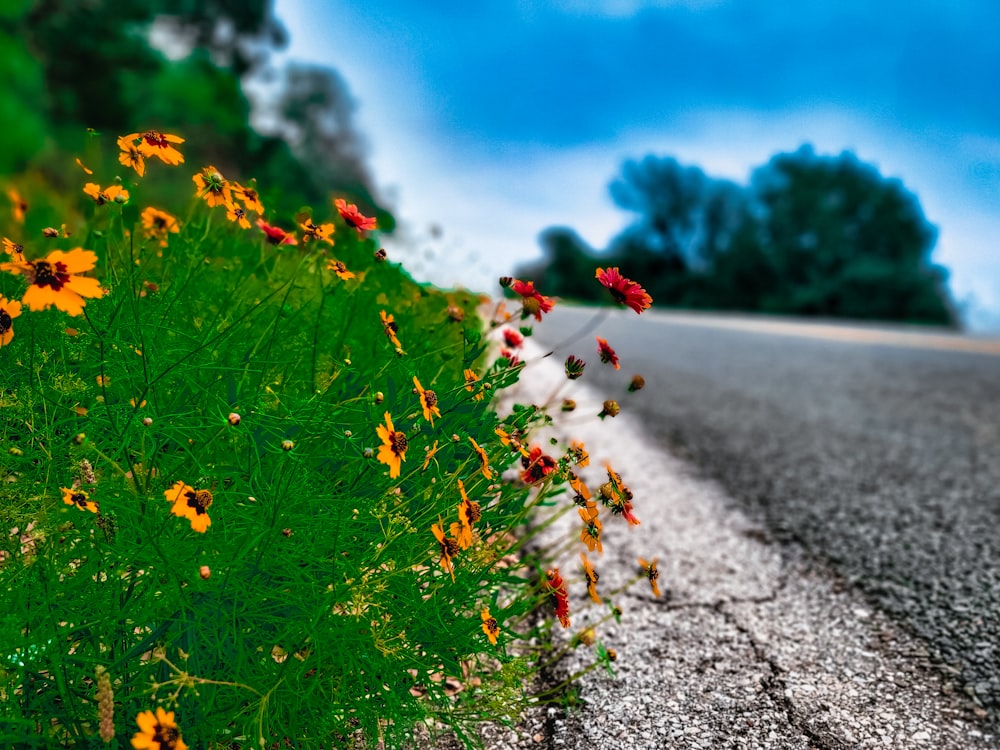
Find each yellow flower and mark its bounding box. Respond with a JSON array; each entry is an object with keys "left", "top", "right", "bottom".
[
  {"left": 125, "top": 130, "right": 185, "bottom": 166},
  {"left": 164, "top": 480, "right": 213, "bottom": 533},
  {"left": 131, "top": 706, "right": 188, "bottom": 750},
  {"left": 463, "top": 368, "right": 484, "bottom": 401},
  {"left": 639, "top": 557, "right": 661, "bottom": 598},
  {"left": 380, "top": 310, "right": 402, "bottom": 349},
  {"left": 117, "top": 135, "right": 145, "bottom": 177},
  {"left": 578, "top": 507, "right": 603, "bottom": 554},
  {"left": 0, "top": 295, "right": 22, "bottom": 346},
  {"left": 481, "top": 607, "right": 500, "bottom": 645},
  {"left": 413, "top": 376, "right": 441, "bottom": 426},
  {"left": 468, "top": 437, "right": 494, "bottom": 479},
  {"left": 61, "top": 487, "right": 98, "bottom": 513},
  {"left": 192, "top": 166, "right": 231, "bottom": 208},
  {"left": 581, "top": 553, "right": 601, "bottom": 604},
  {"left": 141, "top": 207, "right": 180, "bottom": 248},
  {"left": 1, "top": 247, "right": 103, "bottom": 316},
  {"left": 376, "top": 411, "right": 407, "bottom": 479},
  {"left": 327, "top": 259, "right": 355, "bottom": 280},
  {"left": 7, "top": 187, "right": 26, "bottom": 223},
  {"left": 568, "top": 440, "right": 589, "bottom": 467},
  {"left": 231, "top": 181, "right": 264, "bottom": 214},
  {"left": 300, "top": 218, "right": 335, "bottom": 246},
  {"left": 431, "top": 519, "right": 458, "bottom": 581},
  {"left": 449, "top": 479, "right": 481, "bottom": 550},
  {"left": 1, "top": 238, "right": 24, "bottom": 262},
  {"left": 225, "top": 202, "right": 251, "bottom": 229},
  {"left": 84, "top": 182, "right": 129, "bottom": 205}
]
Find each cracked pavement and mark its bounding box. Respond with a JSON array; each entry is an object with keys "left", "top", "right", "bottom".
[{"left": 477, "top": 338, "right": 996, "bottom": 750}]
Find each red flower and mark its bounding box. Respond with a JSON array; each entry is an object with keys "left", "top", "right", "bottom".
[
  {"left": 502, "top": 328, "right": 524, "bottom": 348},
  {"left": 520, "top": 445, "right": 557, "bottom": 484},
  {"left": 596, "top": 267, "right": 652, "bottom": 313},
  {"left": 545, "top": 568, "right": 571, "bottom": 628},
  {"left": 510, "top": 279, "right": 554, "bottom": 321},
  {"left": 596, "top": 337, "right": 620, "bottom": 370},
  {"left": 500, "top": 348, "right": 521, "bottom": 367},
  {"left": 335, "top": 198, "right": 377, "bottom": 233},
  {"left": 256, "top": 218, "right": 298, "bottom": 246}
]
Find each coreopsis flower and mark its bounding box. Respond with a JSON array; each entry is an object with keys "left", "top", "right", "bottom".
[
  {"left": 564, "top": 355, "right": 586, "bottom": 380},
  {"left": 628, "top": 374, "right": 645, "bottom": 392},
  {"left": 128, "top": 130, "right": 185, "bottom": 165},
  {"left": 335, "top": 198, "right": 377, "bottom": 233},
  {"left": 192, "top": 166, "right": 231, "bottom": 208},
  {"left": 569, "top": 473, "right": 596, "bottom": 515},
  {"left": 225, "top": 203, "right": 251, "bottom": 229},
  {"left": 256, "top": 218, "right": 297, "bottom": 245},
  {"left": 520, "top": 445, "right": 556, "bottom": 484},
  {"left": 510, "top": 279, "right": 554, "bottom": 321},
  {"left": 83, "top": 182, "right": 129, "bottom": 205},
  {"left": 581, "top": 553, "right": 601, "bottom": 603},
  {"left": 376, "top": 411, "right": 408, "bottom": 479},
  {"left": 141, "top": 207, "right": 180, "bottom": 247},
  {"left": 131, "top": 706, "right": 188, "bottom": 750},
  {"left": 468, "top": 437, "right": 494, "bottom": 480},
  {"left": 231, "top": 182, "right": 264, "bottom": 214},
  {"left": 596, "top": 337, "right": 620, "bottom": 370},
  {"left": 299, "top": 218, "right": 335, "bottom": 246},
  {"left": 1, "top": 248, "right": 104, "bottom": 316},
  {"left": 495, "top": 426, "right": 529, "bottom": 457},
  {"left": 164, "top": 481, "right": 213, "bottom": 533},
  {"left": 596, "top": 266, "right": 653, "bottom": 314},
  {"left": 600, "top": 464, "right": 640, "bottom": 525},
  {"left": 639, "top": 557, "right": 661, "bottom": 597},
  {"left": 481, "top": 607, "right": 500, "bottom": 645},
  {"left": 502, "top": 328, "right": 524, "bottom": 348},
  {"left": 61, "top": 487, "right": 98, "bottom": 513},
  {"left": 0, "top": 296, "right": 22, "bottom": 346},
  {"left": 117, "top": 135, "right": 145, "bottom": 176},
  {"left": 413, "top": 376, "right": 442, "bottom": 425},
  {"left": 568, "top": 440, "right": 589, "bottom": 467},
  {"left": 431, "top": 519, "right": 459, "bottom": 581},
  {"left": 545, "top": 568, "right": 571, "bottom": 628},
  {"left": 450, "top": 479, "right": 482, "bottom": 549},
  {"left": 579, "top": 507, "right": 603, "bottom": 554},
  {"left": 380, "top": 310, "right": 402, "bottom": 348},
  {"left": 421, "top": 440, "right": 440, "bottom": 471},
  {"left": 7, "top": 187, "right": 26, "bottom": 223},
  {"left": 2, "top": 238, "right": 24, "bottom": 262},
  {"left": 463, "top": 368, "right": 484, "bottom": 401},
  {"left": 327, "top": 259, "right": 355, "bottom": 280}
]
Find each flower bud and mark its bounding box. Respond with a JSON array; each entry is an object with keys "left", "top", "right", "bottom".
[
  {"left": 498, "top": 276, "right": 513, "bottom": 288},
  {"left": 564, "top": 355, "right": 586, "bottom": 380},
  {"left": 374, "top": 248, "right": 387, "bottom": 262},
  {"left": 281, "top": 439, "right": 295, "bottom": 451},
  {"left": 628, "top": 375, "right": 645, "bottom": 392},
  {"left": 561, "top": 399, "right": 577, "bottom": 412},
  {"left": 141, "top": 417, "right": 153, "bottom": 427},
  {"left": 374, "top": 391, "right": 384, "bottom": 404},
  {"left": 600, "top": 400, "right": 620, "bottom": 418},
  {"left": 228, "top": 412, "right": 241, "bottom": 426},
  {"left": 199, "top": 565, "right": 211, "bottom": 579}
]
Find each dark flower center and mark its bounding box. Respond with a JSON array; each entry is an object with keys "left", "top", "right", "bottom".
[
  {"left": 153, "top": 216, "right": 167, "bottom": 229},
  {"left": 390, "top": 432, "right": 407, "bottom": 456},
  {"left": 152, "top": 724, "right": 182, "bottom": 749},
  {"left": 464, "top": 501, "right": 482, "bottom": 524},
  {"left": 32, "top": 260, "right": 69, "bottom": 290},
  {"left": 610, "top": 287, "right": 627, "bottom": 303},
  {"left": 184, "top": 489, "right": 214, "bottom": 515},
  {"left": 385, "top": 320, "right": 399, "bottom": 334},
  {"left": 648, "top": 568, "right": 659, "bottom": 582},
  {"left": 0, "top": 310, "right": 11, "bottom": 334},
  {"left": 143, "top": 131, "right": 168, "bottom": 148},
  {"left": 71, "top": 492, "right": 89, "bottom": 508},
  {"left": 484, "top": 617, "right": 499, "bottom": 634},
  {"left": 234, "top": 208, "right": 245, "bottom": 219},
  {"left": 440, "top": 537, "right": 459, "bottom": 557},
  {"left": 422, "top": 390, "right": 437, "bottom": 408}
]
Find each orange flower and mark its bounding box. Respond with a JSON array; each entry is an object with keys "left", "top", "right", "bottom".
[
  {"left": 579, "top": 507, "right": 603, "bottom": 554},
  {"left": 125, "top": 130, "right": 185, "bottom": 165},
  {"left": 74, "top": 157, "right": 93, "bottom": 175},
  {"left": 510, "top": 279, "right": 554, "bottom": 321},
  {"left": 481, "top": 607, "right": 500, "bottom": 645},
  {"left": 413, "top": 376, "right": 442, "bottom": 425},
  {"left": 520, "top": 445, "right": 556, "bottom": 484},
  {"left": 131, "top": 706, "right": 188, "bottom": 750},
  {"left": 545, "top": 568, "right": 570, "bottom": 628},
  {"left": 256, "top": 218, "right": 297, "bottom": 245},
  {"left": 1, "top": 248, "right": 103, "bottom": 316},
  {"left": 468, "top": 437, "right": 494, "bottom": 480},
  {"left": 376, "top": 411, "right": 407, "bottom": 479},
  {"left": 568, "top": 440, "right": 589, "bottom": 467},
  {"left": 141, "top": 207, "right": 180, "bottom": 247},
  {"left": 192, "top": 166, "right": 231, "bottom": 208},
  {"left": 639, "top": 557, "right": 661, "bottom": 597},
  {"left": 84, "top": 183, "right": 129, "bottom": 205},
  {"left": 0, "top": 296, "right": 22, "bottom": 346},
  {"left": 581, "top": 553, "right": 601, "bottom": 604},
  {"left": 380, "top": 310, "right": 402, "bottom": 348},
  {"left": 299, "top": 218, "right": 335, "bottom": 245},
  {"left": 231, "top": 182, "right": 264, "bottom": 214},
  {"left": 496, "top": 426, "right": 529, "bottom": 457},
  {"left": 421, "top": 440, "right": 440, "bottom": 471},
  {"left": 2, "top": 238, "right": 25, "bottom": 263},
  {"left": 327, "top": 259, "right": 355, "bottom": 280},
  {"left": 164, "top": 480, "right": 213, "bottom": 533},
  {"left": 7, "top": 187, "right": 26, "bottom": 223},
  {"left": 61, "top": 487, "right": 98, "bottom": 513},
  {"left": 335, "top": 198, "right": 377, "bottom": 233},
  {"left": 596, "top": 267, "right": 653, "bottom": 314},
  {"left": 449, "top": 479, "right": 481, "bottom": 550},
  {"left": 117, "top": 135, "right": 145, "bottom": 177},
  {"left": 464, "top": 368, "right": 484, "bottom": 401},
  {"left": 596, "top": 336, "right": 620, "bottom": 370},
  {"left": 431, "top": 519, "right": 459, "bottom": 581},
  {"left": 225, "top": 203, "right": 251, "bottom": 229},
  {"left": 600, "top": 464, "right": 640, "bottom": 525}
]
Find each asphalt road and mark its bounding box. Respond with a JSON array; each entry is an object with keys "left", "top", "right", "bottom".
[{"left": 533, "top": 306, "right": 1000, "bottom": 718}]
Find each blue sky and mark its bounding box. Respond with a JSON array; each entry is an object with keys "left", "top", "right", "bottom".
[{"left": 273, "top": 0, "right": 1000, "bottom": 329}]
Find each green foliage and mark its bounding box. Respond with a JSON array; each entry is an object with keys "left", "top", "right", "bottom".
[{"left": 523, "top": 146, "right": 957, "bottom": 327}]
